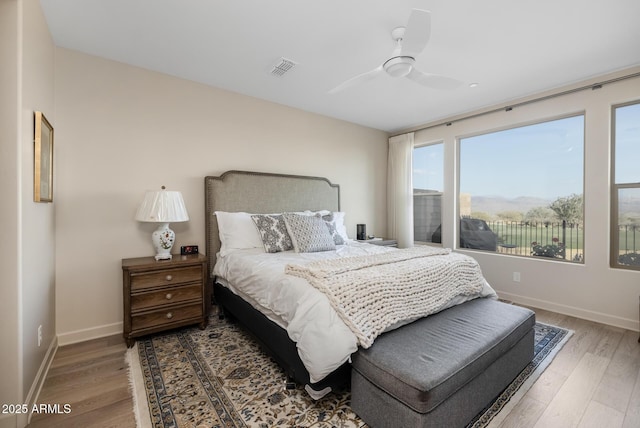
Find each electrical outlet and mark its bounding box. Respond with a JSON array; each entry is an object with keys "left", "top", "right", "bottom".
[
  {"left": 38, "top": 325, "right": 42, "bottom": 347},
  {"left": 513, "top": 272, "right": 521, "bottom": 282}
]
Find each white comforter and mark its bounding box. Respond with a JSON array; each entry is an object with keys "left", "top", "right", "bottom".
[{"left": 212, "top": 241, "right": 497, "bottom": 386}]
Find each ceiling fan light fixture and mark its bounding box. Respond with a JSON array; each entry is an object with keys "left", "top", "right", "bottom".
[{"left": 383, "top": 56, "right": 415, "bottom": 78}]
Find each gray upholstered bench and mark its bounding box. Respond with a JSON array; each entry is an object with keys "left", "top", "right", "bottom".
[{"left": 351, "top": 298, "right": 535, "bottom": 428}]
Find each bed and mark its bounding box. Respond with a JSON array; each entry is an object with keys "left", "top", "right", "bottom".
[{"left": 204, "top": 170, "right": 500, "bottom": 400}]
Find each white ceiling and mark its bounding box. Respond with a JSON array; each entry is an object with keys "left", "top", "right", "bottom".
[{"left": 39, "top": 0, "right": 640, "bottom": 133}]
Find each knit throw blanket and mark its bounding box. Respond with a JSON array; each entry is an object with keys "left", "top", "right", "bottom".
[{"left": 285, "top": 246, "right": 485, "bottom": 348}]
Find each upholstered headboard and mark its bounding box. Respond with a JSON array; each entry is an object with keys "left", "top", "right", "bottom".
[{"left": 204, "top": 170, "right": 340, "bottom": 276}]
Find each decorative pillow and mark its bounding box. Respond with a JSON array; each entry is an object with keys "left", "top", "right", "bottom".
[
  {"left": 251, "top": 214, "right": 293, "bottom": 253},
  {"left": 214, "top": 211, "right": 264, "bottom": 256},
  {"left": 282, "top": 213, "right": 336, "bottom": 253},
  {"left": 322, "top": 213, "right": 346, "bottom": 245},
  {"left": 331, "top": 212, "right": 350, "bottom": 242}
]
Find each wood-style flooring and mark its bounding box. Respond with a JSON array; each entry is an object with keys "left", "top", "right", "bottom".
[
  {"left": 27, "top": 307, "right": 640, "bottom": 428},
  {"left": 27, "top": 334, "right": 135, "bottom": 428}
]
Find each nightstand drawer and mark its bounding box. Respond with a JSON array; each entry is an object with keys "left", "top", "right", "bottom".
[
  {"left": 123, "top": 254, "right": 207, "bottom": 347},
  {"left": 131, "top": 303, "right": 203, "bottom": 331},
  {"left": 131, "top": 284, "right": 202, "bottom": 311},
  {"left": 130, "top": 266, "right": 202, "bottom": 290}
]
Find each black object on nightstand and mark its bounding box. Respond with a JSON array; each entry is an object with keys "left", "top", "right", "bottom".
[{"left": 357, "top": 224, "right": 367, "bottom": 240}]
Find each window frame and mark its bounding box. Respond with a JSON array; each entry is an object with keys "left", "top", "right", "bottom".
[
  {"left": 455, "top": 112, "right": 586, "bottom": 262},
  {"left": 412, "top": 140, "right": 445, "bottom": 245},
  {"left": 610, "top": 100, "right": 640, "bottom": 270}
]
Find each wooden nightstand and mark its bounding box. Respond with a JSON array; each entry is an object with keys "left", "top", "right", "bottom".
[
  {"left": 122, "top": 254, "right": 207, "bottom": 347},
  {"left": 358, "top": 238, "right": 398, "bottom": 247}
]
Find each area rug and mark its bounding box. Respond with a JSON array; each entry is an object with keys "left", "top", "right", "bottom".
[{"left": 126, "top": 314, "right": 572, "bottom": 428}]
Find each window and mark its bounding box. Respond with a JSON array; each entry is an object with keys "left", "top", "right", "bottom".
[
  {"left": 459, "top": 115, "right": 585, "bottom": 262},
  {"left": 612, "top": 101, "right": 640, "bottom": 269},
  {"left": 413, "top": 143, "right": 443, "bottom": 244}
]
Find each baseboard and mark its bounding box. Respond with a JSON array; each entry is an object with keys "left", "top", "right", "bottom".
[
  {"left": 57, "top": 321, "right": 123, "bottom": 346},
  {"left": 498, "top": 291, "right": 639, "bottom": 332},
  {"left": 15, "top": 336, "right": 58, "bottom": 427}
]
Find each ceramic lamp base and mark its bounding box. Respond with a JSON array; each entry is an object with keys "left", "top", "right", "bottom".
[{"left": 152, "top": 223, "right": 175, "bottom": 260}]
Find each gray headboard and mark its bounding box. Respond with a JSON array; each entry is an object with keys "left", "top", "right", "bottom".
[{"left": 204, "top": 170, "right": 340, "bottom": 276}]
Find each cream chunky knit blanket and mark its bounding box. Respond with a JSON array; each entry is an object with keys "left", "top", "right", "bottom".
[{"left": 285, "top": 246, "right": 486, "bottom": 348}]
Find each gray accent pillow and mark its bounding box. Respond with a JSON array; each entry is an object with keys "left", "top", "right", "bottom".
[
  {"left": 322, "top": 213, "right": 346, "bottom": 245},
  {"left": 283, "top": 213, "right": 336, "bottom": 253},
  {"left": 251, "top": 214, "right": 293, "bottom": 253}
]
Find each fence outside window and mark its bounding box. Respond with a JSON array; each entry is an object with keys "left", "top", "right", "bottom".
[{"left": 485, "top": 220, "right": 583, "bottom": 262}]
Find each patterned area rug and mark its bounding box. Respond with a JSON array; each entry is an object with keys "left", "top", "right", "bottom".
[{"left": 126, "top": 313, "right": 572, "bottom": 428}]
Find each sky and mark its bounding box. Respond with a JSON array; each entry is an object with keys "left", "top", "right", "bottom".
[
  {"left": 615, "top": 102, "right": 640, "bottom": 184},
  {"left": 414, "top": 114, "right": 590, "bottom": 200},
  {"left": 415, "top": 105, "right": 640, "bottom": 201},
  {"left": 459, "top": 114, "right": 585, "bottom": 200}
]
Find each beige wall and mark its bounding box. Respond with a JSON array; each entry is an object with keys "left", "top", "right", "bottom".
[
  {"left": 412, "top": 67, "right": 640, "bottom": 330},
  {"left": 1, "top": 1, "right": 56, "bottom": 427},
  {"left": 0, "top": 1, "right": 22, "bottom": 426},
  {"left": 21, "top": 0, "right": 56, "bottom": 406},
  {"left": 53, "top": 48, "right": 389, "bottom": 343}
]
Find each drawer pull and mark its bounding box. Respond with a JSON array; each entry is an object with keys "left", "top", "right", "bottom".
[
  {"left": 166, "top": 312, "right": 173, "bottom": 319},
  {"left": 165, "top": 275, "right": 173, "bottom": 281},
  {"left": 165, "top": 293, "right": 173, "bottom": 300}
]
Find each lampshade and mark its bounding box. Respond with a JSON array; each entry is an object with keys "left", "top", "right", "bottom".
[
  {"left": 135, "top": 188, "right": 189, "bottom": 260},
  {"left": 135, "top": 189, "right": 189, "bottom": 223}
]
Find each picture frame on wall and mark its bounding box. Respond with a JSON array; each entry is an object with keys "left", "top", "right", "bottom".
[{"left": 34, "top": 111, "right": 54, "bottom": 202}]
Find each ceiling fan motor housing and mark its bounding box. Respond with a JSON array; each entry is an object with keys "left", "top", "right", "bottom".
[{"left": 383, "top": 56, "right": 415, "bottom": 77}]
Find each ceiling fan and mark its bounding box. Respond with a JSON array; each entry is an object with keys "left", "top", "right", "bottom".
[{"left": 329, "top": 9, "right": 463, "bottom": 94}]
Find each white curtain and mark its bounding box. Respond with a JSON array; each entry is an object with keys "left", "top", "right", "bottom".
[{"left": 387, "top": 133, "right": 414, "bottom": 248}]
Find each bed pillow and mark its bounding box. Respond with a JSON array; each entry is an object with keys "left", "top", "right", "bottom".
[
  {"left": 283, "top": 213, "right": 336, "bottom": 253},
  {"left": 331, "top": 211, "right": 350, "bottom": 242},
  {"left": 214, "top": 211, "right": 264, "bottom": 256},
  {"left": 296, "top": 210, "right": 331, "bottom": 217},
  {"left": 322, "top": 213, "right": 346, "bottom": 245},
  {"left": 250, "top": 214, "right": 293, "bottom": 253}
]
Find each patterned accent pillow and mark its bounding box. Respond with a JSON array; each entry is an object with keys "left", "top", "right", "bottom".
[
  {"left": 250, "top": 214, "right": 293, "bottom": 253},
  {"left": 282, "top": 213, "right": 336, "bottom": 253},
  {"left": 322, "top": 213, "right": 345, "bottom": 245}
]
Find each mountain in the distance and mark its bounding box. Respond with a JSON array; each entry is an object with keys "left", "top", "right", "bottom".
[
  {"left": 469, "top": 196, "right": 553, "bottom": 215},
  {"left": 467, "top": 194, "right": 640, "bottom": 216}
]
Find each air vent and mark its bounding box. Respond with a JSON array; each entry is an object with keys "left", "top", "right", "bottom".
[{"left": 270, "top": 57, "right": 297, "bottom": 77}]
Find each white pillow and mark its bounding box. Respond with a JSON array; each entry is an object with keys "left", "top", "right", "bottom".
[
  {"left": 214, "top": 211, "right": 264, "bottom": 256},
  {"left": 294, "top": 210, "right": 331, "bottom": 217}
]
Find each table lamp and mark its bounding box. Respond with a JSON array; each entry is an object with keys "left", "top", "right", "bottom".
[{"left": 135, "top": 186, "right": 189, "bottom": 260}]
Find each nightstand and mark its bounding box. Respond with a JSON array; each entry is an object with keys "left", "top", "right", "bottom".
[
  {"left": 122, "top": 254, "right": 207, "bottom": 347},
  {"left": 358, "top": 238, "right": 398, "bottom": 247}
]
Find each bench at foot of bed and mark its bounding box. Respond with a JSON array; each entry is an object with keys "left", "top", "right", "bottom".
[{"left": 351, "top": 297, "right": 535, "bottom": 428}]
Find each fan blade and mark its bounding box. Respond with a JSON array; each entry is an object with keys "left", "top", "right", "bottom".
[
  {"left": 329, "top": 65, "right": 384, "bottom": 94},
  {"left": 407, "top": 68, "right": 463, "bottom": 90},
  {"left": 401, "top": 9, "right": 431, "bottom": 56}
]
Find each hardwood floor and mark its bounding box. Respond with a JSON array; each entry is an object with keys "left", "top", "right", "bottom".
[
  {"left": 27, "top": 335, "right": 136, "bottom": 428},
  {"left": 26, "top": 307, "right": 640, "bottom": 428}
]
